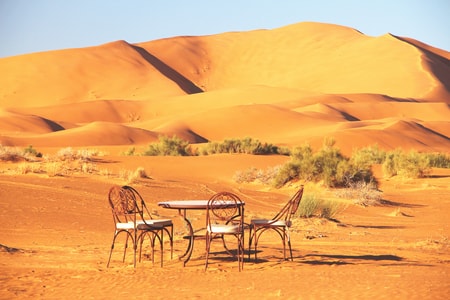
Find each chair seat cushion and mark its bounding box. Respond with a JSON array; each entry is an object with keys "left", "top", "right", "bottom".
[
  {"left": 251, "top": 219, "right": 291, "bottom": 227},
  {"left": 116, "top": 222, "right": 134, "bottom": 230},
  {"left": 207, "top": 224, "right": 241, "bottom": 233},
  {"left": 136, "top": 219, "right": 172, "bottom": 229}
]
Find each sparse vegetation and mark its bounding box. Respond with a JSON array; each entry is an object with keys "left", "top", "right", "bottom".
[
  {"left": 2, "top": 140, "right": 449, "bottom": 205},
  {"left": 119, "top": 167, "right": 149, "bottom": 184},
  {"left": 382, "top": 149, "right": 432, "bottom": 178},
  {"left": 335, "top": 181, "right": 382, "bottom": 206},
  {"left": 426, "top": 152, "right": 450, "bottom": 168},
  {"left": 200, "top": 137, "right": 286, "bottom": 155},
  {"left": 142, "top": 135, "right": 195, "bottom": 156},
  {"left": 23, "top": 145, "right": 42, "bottom": 158},
  {"left": 298, "top": 194, "right": 322, "bottom": 218},
  {"left": 270, "top": 138, "right": 376, "bottom": 188},
  {"left": 233, "top": 165, "right": 282, "bottom": 185},
  {"left": 297, "top": 193, "right": 347, "bottom": 220},
  {"left": 0, "top": 144, "right": 41, "bottom": 162}
]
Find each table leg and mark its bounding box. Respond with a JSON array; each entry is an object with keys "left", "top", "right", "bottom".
[{"left": 177, "top": 208, "right": 194, "bottom": 266}]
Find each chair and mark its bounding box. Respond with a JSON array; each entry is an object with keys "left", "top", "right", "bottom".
[
  {"left": 205, "top": 192, "right": 245, "bottom": 271},
  {"left": 248, "top": 186, "right": 304, "bottom": 262},
  {"left": 106, "top": 185, "right": 173, "bottom": 267}
]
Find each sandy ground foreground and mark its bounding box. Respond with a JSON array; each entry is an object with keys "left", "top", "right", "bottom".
[{"left": 0, "top": 154, "right": 449, "bottom": 300}]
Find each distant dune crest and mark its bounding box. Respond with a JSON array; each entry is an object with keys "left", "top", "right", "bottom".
[{"left": 0, "top": 22, "right": 449, "bottom": 153}]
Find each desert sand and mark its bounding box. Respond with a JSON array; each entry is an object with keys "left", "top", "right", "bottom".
[
  {"left": 0, "top": 21, "right": 449, "bottom": 299},
  {"left": 0, "top": 156, "right": 449, "bottom": 299}
]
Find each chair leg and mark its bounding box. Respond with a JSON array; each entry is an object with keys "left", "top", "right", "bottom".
[
  {"left": 107, "top": 234, "right": 117, "bottom": 268},
  {"left": 254, "top": 230, "right": 259, "bottom": 262},
  {"left": 238, "top": 234, "right": 244, "bottom": 271},
  {"left": 159, "top": 230, "right": 164, "bottom": 267},
  {"left": 248, "top": 225, "right": 253, "bottom": 261},
  {"left": 288, "top": 239, "right": 293, "bottom": 261},
  {"left": 205, "top": 233, "right": 211, "bottom": 271},
  {"left": 122, "top": 234, "right": 129, "bottom": 263},
  {"left": 163, "top": 226, "right": 174, "bottom": 260},
  {"left": 286, "top": 229, "right": 293, "bottom": 261}
]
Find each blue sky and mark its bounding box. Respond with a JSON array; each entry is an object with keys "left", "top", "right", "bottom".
[{"left": 1, "top": 0, "right": 449, "bottom": 58}]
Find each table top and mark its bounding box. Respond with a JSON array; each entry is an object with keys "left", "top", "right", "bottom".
[{"left": 158, "top": 200, "right": 245, "bottom": 209}]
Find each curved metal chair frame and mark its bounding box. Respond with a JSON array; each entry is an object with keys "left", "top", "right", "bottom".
[
  {"left": 106, "top": 185, "right": 173, "bottom": 267},
  {"left": 248, "top": 186, "right": 304, "bottom": 262},
  {"left": 205, "top": 191, "right": 245, "bottom": 271}
]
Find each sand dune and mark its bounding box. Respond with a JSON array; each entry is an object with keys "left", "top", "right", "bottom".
[
  {"left": 0, "top": 21, "right": 449, "bottom": 153},
  {"left": 3, "top": 122, "right": 158, "bottom": 147}
]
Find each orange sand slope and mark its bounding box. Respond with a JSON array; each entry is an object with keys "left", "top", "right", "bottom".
[{"left": 0, "top": 22, "right": 449, "bottom": 153}]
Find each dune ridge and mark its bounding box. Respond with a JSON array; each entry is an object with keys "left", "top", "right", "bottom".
[{"left": 0, "top": 22, "right": 449, "bottom": 154}]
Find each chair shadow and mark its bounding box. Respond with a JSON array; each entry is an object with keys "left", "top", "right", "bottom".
[
  {"left": 300, "top": 254, "right": 403, "bottom": 266},
  {"left": 352, "top": 225, "right": 407, "bottom": 229},
  {"left": 379, "top": 199, "right": 424, "bottom": 208}
]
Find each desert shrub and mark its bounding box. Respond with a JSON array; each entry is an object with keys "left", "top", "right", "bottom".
[
  {"left": 233, "top": 165, "right": 281, "bottom": 185},
  {"left": 16, "top": 162, "right": 42, "bottom": 174},
  {"left": 399, "top": 150, "right": 431, "bottom": 178},
  {"left": 289, "top": 144, "right": 315, "bottom": 180},
  {"left": 298, "top": 194, "right": 321, "bottom": 218},
  {"left": 56, "top": 147, "right": 76, "bottom": 161},
  {"left": 297, "top": 193, "right": 347, "bottom": 219},
  {"left": 312, "top": 138, "right": 344, "bottom": 186},
  {"left": 134, "top": 167, "right": 149, "bottom": 179},
  {"left": 119, "top": 167, "right": 149, "bottom": 183},
  {"left": 272, "top": 161, "right": 302, "bottom": 188},
  {"left": 318, "top": 199, "right": 347, "bottom": 220},
  {"left": 426, "top": 152, "right": 450, "bottom": 168},
  {"left": 335, "top": 180, "right": 382, "bottom": 206},
  {"left": 81, "top": 162, "right": 97, "bottom": 174},
  {"left": 201, "top": 137, "right": 282, "bottom": 155},
  {"left": 0, "top": 145, "right": 43, "bottom": 162},
  {"left": 45, "top": 162, "right": 66, "bottom": 177},
  {"left": 382, "top": 149, "right": 431, "bottom": 178},
  {"left": 142, "top": 135, "right": 194, "bottom": 156},
  {"left": 23, "top": 145, "right": 42, "bottom": 158},
  {"left": 351, "top": 144, "right": 386, "bottom": 165},
  {"left": 273, "top": 138, "right": 375, "bottom": 188},
  {"left": 0, "top": 145, "right": 23, "bottom": 162},
  {"left": 123, "top": 147, "right": 136, "bottom": 156}
]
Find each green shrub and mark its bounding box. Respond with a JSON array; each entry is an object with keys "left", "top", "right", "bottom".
[
  {"left": 142, "top": 135, "right": 195, "bottom": 156},
  {"left": 297, "top": 193, "right": 347, "bottom": 219},
  {"left": 318, "top": 199, "right": 347, "bottom": 220},
  {"left": 273, "top": 138, "right": 375, "bottom": 188},
  {"left": 351, "top": 144, "right": 386, "bottom": 165},
  {"left": 426, "top": 153, "right": 450, "bottom": 168},
  {"left": 201, "top": 137, "right": 282, "bottom": 155},
  {"left": 298, "top": 194, "right": 321, "bottom": 218},
  {"left": 123, "top": 147, "right": 136, "bottom": 156},
  {"left": 272, "top": 161, "right": 301, "bottom": 188},
  {"left": 23, "top": 145, "right": 42, "bottom": 158},
  {"left": 382, "top": 149, "right": 431, "bottom": 178}
]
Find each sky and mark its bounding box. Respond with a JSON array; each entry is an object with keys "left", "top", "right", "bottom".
[{"left": 0, "top": 0, "right": 449, "bottom": 58}]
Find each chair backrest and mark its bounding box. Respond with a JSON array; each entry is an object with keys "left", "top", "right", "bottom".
[
  {"left": 108, "top": 185, "right": 138, "bottom": 225},
  {"left": 207, "top": 192, "right": 244, "bottom": 228},
  {"left": 271, "top": 185, "right": 304, "bottom": 223},
  {"left": 121, "top": 185, "right": 154, "bottom": 221}
]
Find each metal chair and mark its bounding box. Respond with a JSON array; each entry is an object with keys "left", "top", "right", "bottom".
[
  {"left": 106, "top": 185, "right": 173, "bottom": 267},
  {"left": 248, "top": 186, "right": 304, "bottom": 262},
  {"left": 205, "top": 192, "right": 245, "bottom": 271}
]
